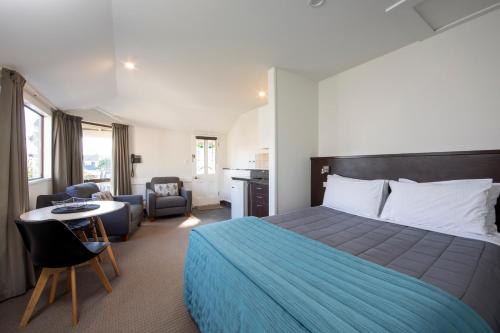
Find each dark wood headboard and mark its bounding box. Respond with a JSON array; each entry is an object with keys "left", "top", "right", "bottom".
[{"left": 311, "top": 150, "right": 500, "bottom": 229}]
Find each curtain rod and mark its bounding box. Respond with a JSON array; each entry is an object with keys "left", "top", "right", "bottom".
[{"left": 82, "top": 120, "right": 112, "bottom": 129}]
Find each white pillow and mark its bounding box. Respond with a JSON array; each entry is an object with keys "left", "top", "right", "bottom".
[
  {"left": 380, "top": 179, "right": 492, "bottom": 235},
  {"left": 398, "top": 178, "right": 500, "bottom": 233},
  {"left": 323, "top": 174, "right": 387, "bottom": 218}
]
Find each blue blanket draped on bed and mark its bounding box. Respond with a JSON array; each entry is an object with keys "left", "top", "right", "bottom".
[{"left": 184, "top": 217, "right": 492, "bottom": 333}]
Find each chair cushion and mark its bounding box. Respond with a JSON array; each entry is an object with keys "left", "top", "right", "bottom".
[
  {"left": 156, "top": 195, "right": 186, "bottom": 209},
  {"left": 66, "top": 183, "right": 100, "bottom": 198},
  {"left": 154, "top": 183, "right": 179, "bottom": 196},
  {"left": 150, "top": 177, "right": 183, "bottom": 192},
  {"left": 66, "top": 218, "right": 92, "bottom": 231},
  {"left": 83, "top": 241, "right": 109, "bottom": 254}
]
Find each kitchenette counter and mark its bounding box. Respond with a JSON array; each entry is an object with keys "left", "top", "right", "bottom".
[{"left": 231, "top": 177, "right": 269, "bottom": 185}]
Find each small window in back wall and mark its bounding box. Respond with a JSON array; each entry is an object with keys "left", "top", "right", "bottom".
[{"left": 195, "top": 137, "right": 217, "bottom": 176}]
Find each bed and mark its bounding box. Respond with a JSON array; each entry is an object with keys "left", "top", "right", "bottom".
[{"left": 184, "top": 150, "right": 500, "bottom": 333}]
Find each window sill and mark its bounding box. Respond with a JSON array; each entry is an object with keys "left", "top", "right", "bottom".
[{"left": 28, "top": 178, "right": 52, "bottom": 185}]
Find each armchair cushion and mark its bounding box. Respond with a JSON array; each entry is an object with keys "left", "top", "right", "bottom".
[
  {"left": 66, "top": 183, "right": 100, "bottom": 198},
  {"left": 156, "top": 196, "right": 186, "bottom": 209}
]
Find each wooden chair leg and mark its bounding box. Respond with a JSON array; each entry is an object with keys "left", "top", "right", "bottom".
[
  {"left": 95, "top": 217, "right": 120, "bottom": 276},
  {"left": 90, "top": 258, "right": 112, "bottom": 293},
  {"left": 69, "top": 266, "right": 78, "bottom": 326},
  {"left": 90, "top": 223, "right": 99, "bottom": 241},
  {"left": 149, "top": 217, "right": 155, "bottom": 222},
  {"left": 19, "top": 268, "right": 51, "bottom": 327},
  {"left": 79, "top": 231, "right": 89, "bottom": 242},
  {"left": 48, "top": 271, "right": 60, "bottom": 304},
  {"left": 121, "top": 234, "right": 129, "bottom": 242}
]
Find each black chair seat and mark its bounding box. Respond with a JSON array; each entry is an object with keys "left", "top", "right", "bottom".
[{"left": 83, "top": 241, "right": 109, "bottom": 254}]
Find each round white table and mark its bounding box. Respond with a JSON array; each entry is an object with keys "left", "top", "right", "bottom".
[{"left": 20, "top": 201, "right": 124, "bottom": 276}]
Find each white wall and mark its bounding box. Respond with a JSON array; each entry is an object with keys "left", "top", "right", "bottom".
[
  {"left": 267, "top": 68, "right": 277, "bottom": 215},
  {"left": 226, "top": 107, "right": 265, "bottom": 169},
  {"left": 129, "top": 127, "right": 194, "bottom": 195},
  {"left": 275, "top": 68, "right": 318, "bottom": 214},
  {"left": 318, "top": 9, "right": 500, "bottom": 156},
  {"left": 28, "top": 179, "right": 52, "bottom": 209}
]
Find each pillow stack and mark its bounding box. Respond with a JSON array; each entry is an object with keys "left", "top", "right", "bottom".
[{"left": 322, "top": 174, "right": 500, "bottom": 235}]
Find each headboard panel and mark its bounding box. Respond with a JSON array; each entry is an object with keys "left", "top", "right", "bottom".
[{"left": 311, "top": 150, "right": 500, "bottom": 230}]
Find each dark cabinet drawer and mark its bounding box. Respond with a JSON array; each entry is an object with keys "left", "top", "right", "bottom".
[{"left": 248, "top": 182, "right": 269, "bottom": 218}]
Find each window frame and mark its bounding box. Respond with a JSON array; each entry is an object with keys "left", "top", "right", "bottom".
[
  {"left": 82, "top": 121, "right": 113, "bottom": 191},
  {"left": 194, "top": 136, "right": 218, "bottom": 177},
  {"left": 24, "top": 104, "right": 44, "bottom": 181}
]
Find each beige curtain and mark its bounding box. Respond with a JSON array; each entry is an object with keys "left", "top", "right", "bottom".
[
  {"left": 112, "top": 123, "right": 132, "bottom": 195},
  {"left": 52, "top": 110, "right": 84, "bottom": 193},
  {"left": 0, "top": 68, "right": 36, "bottom": 301}
]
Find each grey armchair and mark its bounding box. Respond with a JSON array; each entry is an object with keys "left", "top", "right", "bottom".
[
  {"left": 145, "top": 177, "right": 192, "bottom": 220},
  {"left": 65, "top": 183, "right": 143, "bottom": 241}
]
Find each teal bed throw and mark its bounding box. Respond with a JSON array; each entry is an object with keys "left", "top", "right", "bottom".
[{"left": 183, "top": 217, "right": 492, "bottom": 333}]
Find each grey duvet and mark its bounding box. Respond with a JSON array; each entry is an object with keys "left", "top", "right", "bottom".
[{"left": 264, "top": 206, "right": 500, "bottom": 332}]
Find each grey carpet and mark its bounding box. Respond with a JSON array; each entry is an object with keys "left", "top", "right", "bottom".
[{"left": 0, "top": 208, "right": 230, "bottom": 333}]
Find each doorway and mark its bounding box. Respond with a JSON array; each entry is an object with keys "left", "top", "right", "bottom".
[{"left": 192, "top": 136, "right": 219, "bottom": 207}]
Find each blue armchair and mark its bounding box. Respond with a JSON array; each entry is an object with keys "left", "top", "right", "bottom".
[{"left": 65, "top": 183, "right": 144, "bottom": 241}]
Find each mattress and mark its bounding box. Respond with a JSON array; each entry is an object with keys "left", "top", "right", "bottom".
[{"left": 264, "top": 206, "right": 500, "bottom": 332}]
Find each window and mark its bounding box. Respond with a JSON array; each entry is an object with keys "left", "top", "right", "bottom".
[
  {"left": 82, "top": 122, "right": 112, "bottom": 192},
  {"left": 25, "top": 106, "right": 43, "bottom": 180},
  {"left": 195, "top": 139, "right": 205, "bottom": 175},
  {"left": 195, "top": 137, "right": 217, "bottom": 176}
]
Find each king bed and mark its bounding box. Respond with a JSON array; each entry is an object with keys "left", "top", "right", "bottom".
[{"left": 184, "top": 150, "right": 500, "bottom": 333}]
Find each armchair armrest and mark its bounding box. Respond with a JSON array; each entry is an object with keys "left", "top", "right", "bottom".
[
  {"left": 114, "top": 194, "right": 143, "bottom": 206},
  {"left": 180, "top": 188, "right": 192, "bottom": 213},
  {"left": 146, "top": 188, "right": 157, "bottom": 217},
  {"left": 100, "top": 203, "right": 130, "bottom": 236}
]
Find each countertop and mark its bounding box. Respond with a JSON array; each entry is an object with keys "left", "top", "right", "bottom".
[{"left": 231, "top": 177, "right": 269, "bottom": 185}]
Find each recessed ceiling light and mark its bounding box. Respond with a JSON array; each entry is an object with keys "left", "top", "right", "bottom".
[
  {"left": 309, "top": 0, "right": 325, "bottom": 8},
  {"left": 124, "top": 62, "right": 136, "bottom": 70},
  {"left": 258, "top": 91, "right": 266, "bottom": 98}
]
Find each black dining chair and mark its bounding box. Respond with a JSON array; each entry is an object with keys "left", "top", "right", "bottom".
[
  {"left": 15, "top": 219, "right": 113, "bottom": 327},
  {"left": 36, "top": 193, "right": 92, "bottom": 233}
]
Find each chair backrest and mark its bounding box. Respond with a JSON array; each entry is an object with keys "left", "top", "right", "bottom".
[
  {"left": 150, "top": 177, "right": 183, "bottom": 191},
  {"left": 15, "top": 219, "right": 96, "bottom": 268},
  {"left": 66, "top": 182, "right": 100, "bottom": 198},
  {"left": 36, "top": 193, "right": 71, "bottom": 209}
]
